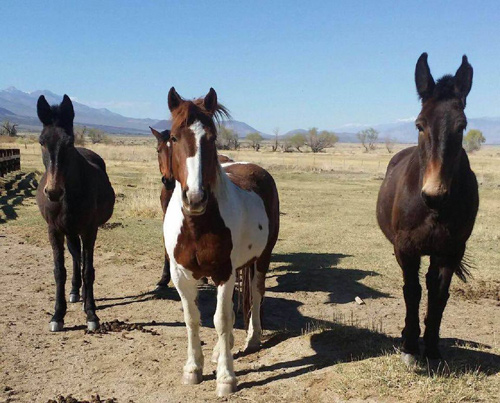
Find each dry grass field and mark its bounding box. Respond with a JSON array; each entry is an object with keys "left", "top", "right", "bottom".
[{"left": 1, "top": 137, "right": 499, "bottom": 402}]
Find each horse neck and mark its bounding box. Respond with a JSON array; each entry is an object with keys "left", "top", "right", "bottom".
[{"left": 61, "top": 147, "right": 86, "bottom": 193}]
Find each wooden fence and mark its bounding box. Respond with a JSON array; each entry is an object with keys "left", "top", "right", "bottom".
[{"left": 0, "top": 149, "right": 21, "bottom": 176}]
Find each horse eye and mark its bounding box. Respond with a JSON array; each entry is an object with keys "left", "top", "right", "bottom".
[
  {"left": 171, "top": 136, "right": 178, "bottom": 143},
  {"left": 416, "top": 124, "right": 424, "bottom": 132}
]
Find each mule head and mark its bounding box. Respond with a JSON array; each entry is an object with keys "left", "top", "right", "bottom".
[
  {"left": 415, "top": 53, "right": 473, "bottom": 209},
  {"left": 167, "top": 87, "right": 230, "bottom": 215},
  {"left": 37, "top": 94, "right": 76, "bottom": 202},
  {"left": 150, "top": 127, "right": 175, "bottom": 190}
]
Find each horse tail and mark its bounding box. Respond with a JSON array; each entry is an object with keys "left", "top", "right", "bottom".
[
  {"left": 456, "top": 254, "right": 474, "bottom": 282},
  {"left": 241, "top": 263, "right": 255, "bottom": 331}
]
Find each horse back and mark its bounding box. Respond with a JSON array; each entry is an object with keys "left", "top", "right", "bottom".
[
  {"left": 222, "top": 162, "right": 280, "bottom": 262},
  {"left": 76, "top": 147, "right": 107, "bottom": 172}
]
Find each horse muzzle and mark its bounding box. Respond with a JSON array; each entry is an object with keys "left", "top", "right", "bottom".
[
  {"left": 182, "top": 188, "right": 208, "bottom": 216},
  {"left": 44, "top": 186, "right": 65, "bottom": 202},
  {"left": 421, "top": 189, "right": 449, "bottom": 210}
]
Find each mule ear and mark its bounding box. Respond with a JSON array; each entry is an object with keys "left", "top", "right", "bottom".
[
  {"left": 415, "top": 52, "right": 435, "bottom": 101},
  {"left": 168, "top": 87, "right": 182, "bottom": 112},
  {"left": 454, "top": 55, "right": 473, "bottom": 105},
  {"left": 37, "top": 95, "right": 52, "bottom": 125},
  {"left": 60, "top": 94, "right": 75, "bottom": 126},
  {"left": 203, "top": 88, "right": 218, "bottom": 114}
]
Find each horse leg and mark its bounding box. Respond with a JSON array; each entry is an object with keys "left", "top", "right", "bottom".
[
  {"left": 82, "top": 228, "right": 99, "bottom": 331},
  {"left": 155, "top": 247, "right": 171, "bottom": 290},
  {"left": 48, "top": 227, "right": 66, "bottom": 332},
  {"left": 67, "top": 235, "right": 82, "bottom": 303},
  {"left": 214, "top": 271, "right": 237, "bottom": 396},
  {"left": 244, "top": 261, "right": 266, "bottom": 353},
  {"left": 171, "top": 266, "right": 203, "bottom": 385},
  {"left": 396, "top": 249, "right": 421, "bottom": 366},
  {"left": 423, "top": 254, "right": 457, "bottom": 360}
]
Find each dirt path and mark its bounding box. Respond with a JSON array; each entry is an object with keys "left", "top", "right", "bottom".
[{"left": 1, "top": 226, "right": 499, "bottom": 402}]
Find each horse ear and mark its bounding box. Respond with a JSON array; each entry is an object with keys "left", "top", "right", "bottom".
[
  {"left": 454, "top": 55, "right": 473, "bottom": 105},
  {"left": 415, "top": 52, "right": 435, "bottom": 101},
  {"left": 150, "top": 126, "right": 165, "bottom": 141},
  {"left": 168, "top": 87, "right": 182, "bottom": 112},
  {"left": 60, "top": 94, "right": 75, "bottom": 126},
  {"left": 203, "top": 88, "right": 218, "bottom": 114},
  {"left": 37, "top": 95, "right": 52, "bottom": 125}
]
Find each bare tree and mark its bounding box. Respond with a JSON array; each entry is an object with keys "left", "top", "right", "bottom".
[
  {"left": 217, "top": 126, "right": 239, "bottom": 150},
  {"left": 357, "top": 128, "right": 379, "bottom": 152},
  {"left": 385, "top": 136, "right": 394, "bottom": 153},
  {"left": 289, "top": 133, "right": 306, "bottom": 152},
  {"left": 272, "top": 127, "right": 280, "bottom": 152},
  {"left": 1, "top": 120, "right": 18, "bottom": 137},
  {"left": 74, "top": 125, "right": 87, "bottom": 146},
  {"left": 246, "top": 132, "right": 263, "bottom": 151},
  {"left": 280, "top": 137, "right": 293, "bottom": 152},
  {"left": 306, "top": 128, "right": 338, "bottom": 153},
  {"left": 88, "top": 128, "right": 108, "bottom": 144}
]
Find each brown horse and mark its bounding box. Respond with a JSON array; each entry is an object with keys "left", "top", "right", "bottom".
[
  {"left": 149, "top": 127, "right": 234, "bottom": 290},
  {"left": 36, "top": 95, "right": 115, "bottom": 332},
  {"left": 376, "top": 53, "right": 479, "bottom": 365},
  {"left": 162, "top": 87, "right": 279, "bottom": 396}
]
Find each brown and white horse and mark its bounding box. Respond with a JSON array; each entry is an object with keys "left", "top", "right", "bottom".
[
  {"left": 162, "top": 87, "right": 279, "bottom": 396},
  {"left": 149, "top": 127, "right": 234, "bottom": 290}
]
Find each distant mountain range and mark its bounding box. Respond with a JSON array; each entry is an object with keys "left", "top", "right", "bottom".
[{"left": 1, "top": 87, "right": 499, "bottom": 143}]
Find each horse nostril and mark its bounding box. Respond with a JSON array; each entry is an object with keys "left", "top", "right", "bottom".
[
  {"left": 45, "top": 187, "right": 64, "bottom": 202},
  {"left": 201, "top": 190, "right": 208, "bottom": 203},
  {"left": 421, "top": 191, "right": 447, "bottom": 209}
]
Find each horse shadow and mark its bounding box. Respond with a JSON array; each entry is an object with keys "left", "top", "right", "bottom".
[
  {"left": 96, "top": 287, "right": 180, "bottom": 310},
  {"left": 236, "top": 327, "right": 500, "bottom": 390},
  {"left": 0, "top": 172, "right": 38, "bottom": 223},
  {"left": 269, "top": 252, "right": 391, "bottom": 303}
]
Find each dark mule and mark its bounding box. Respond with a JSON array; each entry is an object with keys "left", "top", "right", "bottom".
[
  {"left": 149, "top": 127, "right": 234, "bottom": 290},
  {"left": 377, "top": 53, "right": 479, "bottom": 365},
  {"left": 162, "top": 88, "right": 279, "bottom": 396},
  {"left": 36, "top": 95, "right": 115, "bottom": 332}
]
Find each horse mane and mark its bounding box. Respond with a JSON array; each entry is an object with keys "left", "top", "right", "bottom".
[
  {"left": 431, "top": 75, "right": 458, "bottom": 101},
  {"left": 171, "top": 97, "right": 231, "bottom": 131}
]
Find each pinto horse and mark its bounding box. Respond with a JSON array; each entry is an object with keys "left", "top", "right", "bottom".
[
  {"left": 149, "top": 127, "right": 234, "bottom": 290},
  {"left": 377, "top": 53, "right": 479, "bottom": 365},
  {"left": 36, "top": 95, "right": 115, "bottom": 332},
  {"left": 162, "top": 87, "right": 279, "bottom": 396}
]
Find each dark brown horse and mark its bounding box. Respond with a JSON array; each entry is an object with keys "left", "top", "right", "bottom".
[
  {"left": 149, "top": 127, "right": 234, "bottom": 290},
  {"left": 162, "top": 88, "right": 279, "bottom": 396},
  {"left": 36, "top": 95, "right": 115, "bottom": 332},
  {"left": 377, "top": 53, "right": 479, "bottom": 365}
]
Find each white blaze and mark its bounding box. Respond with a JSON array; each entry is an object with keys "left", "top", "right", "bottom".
[{"left": 186, "top": 121, "right": 205, "bottom": 204}]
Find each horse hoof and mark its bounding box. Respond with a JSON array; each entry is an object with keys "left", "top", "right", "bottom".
[
  {"left": 87, "top": 321, "right": 99, "bottom": 332},
  {"left": 182, "top": 370, "right": 203, "bottom": 385},
  {"left": 216, "top": 381, "right": 237, "bottom": 397},
  {"left": 49, "top": 321, "right": 63, "bottom": 332},
  {"left": 243, "top": 340, "right": 261, "bottom": 354},
  {"left": 69, "top": 293, "right": 80, "bottom": 303},
  {"left": 154, "top": 284, "right": 168, "bottom": 292},
  {"left": 401, "top": 352, "right": 419, "bottom": 368}
]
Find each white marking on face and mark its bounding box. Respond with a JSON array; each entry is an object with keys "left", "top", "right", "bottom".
[{"left": 186, "top": 121, "right": 206, "bottom": 204}]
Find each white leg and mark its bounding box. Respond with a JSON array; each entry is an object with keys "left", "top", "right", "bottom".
[
  {"left": 214, "top": 273, "right": 237, "bottom": 396},
  {"left": 171, "top": 265, "right": 204, "bottom": 385},
  {"left": 244, "top": 267, "right": 263, "bottom": 352},
  {"left": 211, "top": 311, "right": 234, "bottom": 363}
]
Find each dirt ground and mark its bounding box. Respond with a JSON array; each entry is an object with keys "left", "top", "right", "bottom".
[
  {"left": 1, "top": 226, "right": 499, "bottom": 402},
  {"left": 1, "top": 144, "right": 500, "bottom": 402}
]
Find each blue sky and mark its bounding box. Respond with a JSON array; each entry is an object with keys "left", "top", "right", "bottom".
[{"left": 1, "top": 1, "right": 499, "bottom": 133}]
